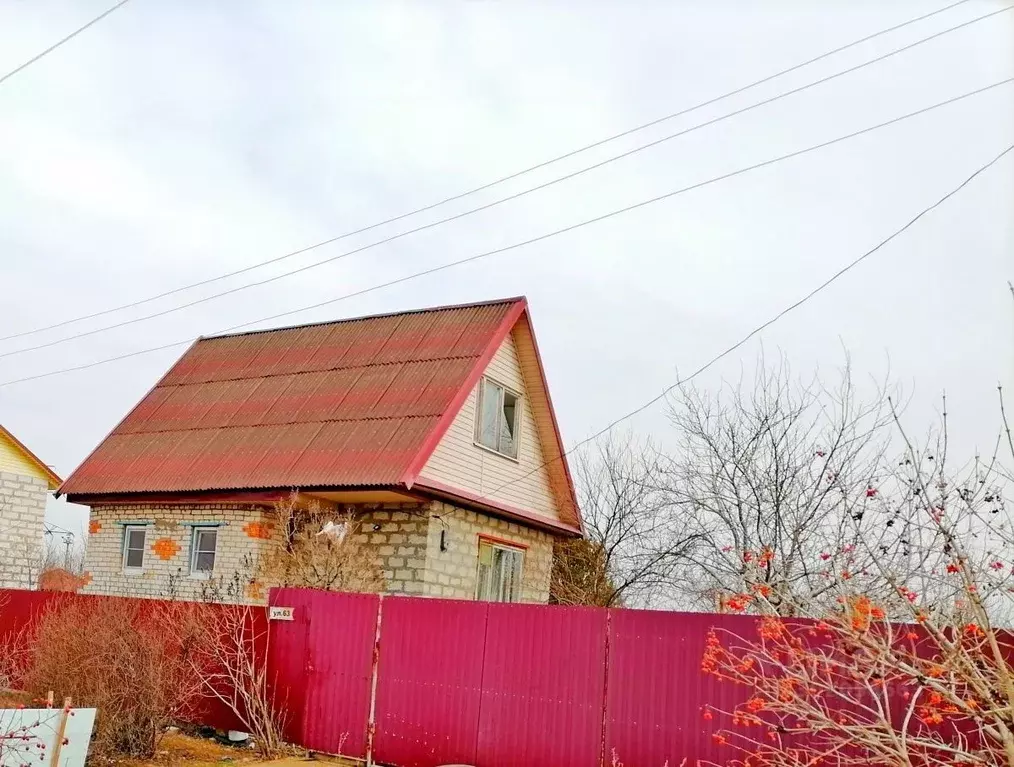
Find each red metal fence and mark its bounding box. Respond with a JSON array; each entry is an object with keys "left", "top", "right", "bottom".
[
  {"left": 267, "top": 589, "right": 761, "bottom": 766},
  {"left": 1, "top": 587, "right": 768, "bottom": 765}
]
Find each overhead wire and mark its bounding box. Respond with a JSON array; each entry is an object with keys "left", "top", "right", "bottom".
[
  {"left": 482, "top": 142, "right": 1014, "bottom": 501},
  {"left": 0, "top": 0, "right": 132, "bottom": 87},
  {"left": 0, "top": 0, "right": 983, "bottom": 342},
  {"left": 0, "top": 77, "right": 1010, "bottom": 389},
  {"left": 2, "top": 1, "right": 1011, "bottom": 360}
]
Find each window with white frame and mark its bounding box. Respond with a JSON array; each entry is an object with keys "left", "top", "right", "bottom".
[
  {"left": 190, "top": 527, "right": 218, "bottom": 576},
  {"left": 475, "top": 377, "right": 522, "bottom": 459},
  {"left": 475, "top": 539, "right": 524, "bottom": 602},
  {"left": 122, "top": 525, "right": 147, "bottom": 572}
]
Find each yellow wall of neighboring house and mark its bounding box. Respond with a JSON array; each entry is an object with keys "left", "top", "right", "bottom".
[{"left": 0, "top": 430, "right": 53, "bottom": 485}]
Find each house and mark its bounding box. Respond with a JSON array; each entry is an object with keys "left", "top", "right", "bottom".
[
  {"left": 59, "top": 297, "right": 582, "bottom": 604},
  {"left": 0, "top": 423, "right": 61, "bottom": 589}
]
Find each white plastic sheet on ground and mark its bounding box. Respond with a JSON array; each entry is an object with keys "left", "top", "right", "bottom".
[{"left": 0, "top": 708, "right": 96, "bottom": 767}]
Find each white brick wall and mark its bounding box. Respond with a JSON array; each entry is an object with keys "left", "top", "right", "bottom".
[
  {"left": 0, "top": 471, "right": 48, "bottom": 589},
  {"left": 82, "top": 504, "right": 275, "bottom": 603}
]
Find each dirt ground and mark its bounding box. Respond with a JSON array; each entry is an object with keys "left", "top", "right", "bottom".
[{"left": 125, "top": 733, "right": 361, "bottom": 767}]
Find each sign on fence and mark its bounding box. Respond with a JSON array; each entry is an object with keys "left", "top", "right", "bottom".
[{"left": 268, "top": 606, "right": 294, "bottom": 621}]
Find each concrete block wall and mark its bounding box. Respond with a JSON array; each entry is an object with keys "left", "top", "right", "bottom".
[
  {"left": 0, "top": 472, "right": 48, "bottom": 589},
  {"left": 82, "top": 504, "right": 275, "bottom": 603},
  {"left": 354, "top": 504, "right": 430, "bottom": 595},
  {"left": 422, "top": 502, "right": 554, "bottom": 603},
  {"left": 352, "top": 502, "right": 554, "bottom": 603}
]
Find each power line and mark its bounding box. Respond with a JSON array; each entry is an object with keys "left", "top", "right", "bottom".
[
  {"left": 4, "top": 3, "right": 1011, "bottom": 360},
  {"left": 0, "top": 0, "right": 981, "bottom": 343},
  {"left": 484, "top": 142, "right": 1014, "bottom": 501},
  {"left": 0, "top": 77, "right": 1009, "bottom": 390},
  {"left": 0, "top": 0, "right": 132, "bottom": 87}
]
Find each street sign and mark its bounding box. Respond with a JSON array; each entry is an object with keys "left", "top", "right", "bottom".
[{"left": 269, "top": 606, "right": 294, "bottom": 621}]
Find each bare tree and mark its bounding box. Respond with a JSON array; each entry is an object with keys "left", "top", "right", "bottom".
[
  {"left": 552, "top": 435, "right": 700, "bottom": 608},
  {"left": 701, "top": 394, "right": 1014, "bottom": 767},
  {"left": 660, "top": 355, "right": 900, "bottom": 614},
  {"left": 257, "top": 495, "right": 384, "bottom": 593}
]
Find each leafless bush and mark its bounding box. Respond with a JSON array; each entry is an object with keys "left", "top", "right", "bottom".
[
  {"left": 186, "top": 604, "right": 286, "bottom": 758},
  {"left": 258, "top": 495, "right": 384, "bottom": 592},
  {"left": 20, "top": 598, "right": 204, "bottom": 759}
]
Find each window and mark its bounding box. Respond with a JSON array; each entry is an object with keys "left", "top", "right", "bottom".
[
  {"left": 190, "top": 527, "right": 218, "bottom": 577},
  {"left": 122, "top": 526, "right": 147, "bottom": 571},
  {"left": 475, "top": 377, "right": 522, "bottom": 459},
  {"left": 475, "top": 539, "right": 524, "bottom": 602}
]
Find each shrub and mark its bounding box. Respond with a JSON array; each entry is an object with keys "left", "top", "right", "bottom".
[{"left": 21, "top": 598, "right": 204, "bottom": 759}]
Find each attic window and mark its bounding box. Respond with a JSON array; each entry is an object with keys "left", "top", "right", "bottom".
[{"left": 475, "top": 377, "right": 521, "bottom": 459}]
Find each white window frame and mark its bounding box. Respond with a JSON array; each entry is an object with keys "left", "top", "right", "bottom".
[
  {"left": 475, "top": 538, "right": 525, "bottom": 603},
  {"left": 122, "top": 525, "right": 147, "bottom": 573},
  {"left": 473, "top": 377, "right": 523, "bottom": 460},
  {"left": 189, "top": 526, "right": 219, "bottom": 579}
]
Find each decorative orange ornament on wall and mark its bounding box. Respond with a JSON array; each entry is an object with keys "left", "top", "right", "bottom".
[
  {"left": 89, "top": 520, "right": 101, "bottom": 535},
  {"left": 244, "top": 580, "right": 265, "bottom": 601},
  {"left": 152, "top": 537, "right": 181, "bottom": 560},
  {"left": 243, "top": 521, "right": 274, "bottom": 540}
]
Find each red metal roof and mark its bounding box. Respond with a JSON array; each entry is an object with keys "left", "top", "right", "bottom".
[{"left": 60, "top": 298, "right": 524, "bottom": 496}]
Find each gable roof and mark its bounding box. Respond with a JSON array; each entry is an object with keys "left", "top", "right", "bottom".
[
  {"left": 0, "top": 424, "right": 61, "bottom": 490},
  {"left": 59, "top": 297, "right": 581, "bottom": 530}
]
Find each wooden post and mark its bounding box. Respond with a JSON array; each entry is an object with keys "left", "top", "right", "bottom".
[
  {"left": 46, "top": 691, "right": 54, "bottom": 709},
  {"left": 48, "top": 697, "right": 72, "bottom": 767}
]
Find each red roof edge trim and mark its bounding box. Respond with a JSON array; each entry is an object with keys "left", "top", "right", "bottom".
[
  {"left": 517, "top": 307, "right": 583, "bottom": 535},
  {"left": 413, "top": 477, "right": 582, "bottom": 537},
  {"left": 57, "top": 338, "right": 202, "bottom": 499},
  {"left": 64, "top": 489, "right": 295, "bottom": 507},
  {"left": 399, "top": 298, "right": 527, "bottom": 489},
  {"left": 0, "top": 424, "right": 61, "bottom": 489}
]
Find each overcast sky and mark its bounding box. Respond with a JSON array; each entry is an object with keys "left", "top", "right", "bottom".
[{"left": 0, "top": 1, "right": 1011, "bottom": 537}]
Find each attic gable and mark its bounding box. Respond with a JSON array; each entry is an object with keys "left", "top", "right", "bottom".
[
  {"left": 0, "top": 425, "right": 61, "bottom": 490},
  {"left": 413, "top": 314, "right": 580, "bottom": 529}
]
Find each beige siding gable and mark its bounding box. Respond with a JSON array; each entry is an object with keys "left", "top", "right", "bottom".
[{"left": 418, "top": 331, "right": 561, "bottom": 522}]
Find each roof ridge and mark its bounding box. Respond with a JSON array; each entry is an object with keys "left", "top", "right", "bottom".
[{"left": 202, "top": 295, "right": 527, "bottom": 341}]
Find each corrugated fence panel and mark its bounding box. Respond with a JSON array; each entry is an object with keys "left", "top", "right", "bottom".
[
  {"left": 373, "top": 597, "right": 488, "bottom": 767},
  {"left": 476, "top": 603, "right": 607, "bottom": 767},
  {"left": 605, "top": 610, "right": 757, "bottom": 766},
  {"left": 266, "top": 589, "right": 311, "bottom": 745},
  {"left": 296, "top": 589, "right": 379, "bottom": 759}
]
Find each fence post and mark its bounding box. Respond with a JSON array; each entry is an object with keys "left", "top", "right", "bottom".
[
  {"left": 598, "top": 610, "right": 612, "bottom": 767},
  {"left": 365, "top": 594, "right": 384, "bottom": 767}
]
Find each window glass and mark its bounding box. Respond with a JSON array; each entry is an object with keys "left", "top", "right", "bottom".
[
  {"left": 192, "top": 528, "right": 218, "bottom": 574},
  {"left": 477, "top": 379, "right": 501, "bottom": 450},
  {"left": 124, "top": 527, "right": 146, "bottom": 570},
  {"left": 499, "top": 390, "right": 519, "bottom": 458},
  {"left": 476, "top": 540, "right": 524, "bottom": 602},
  {"left": 475, "top": 378, "right": 521, "bottom": 458}
]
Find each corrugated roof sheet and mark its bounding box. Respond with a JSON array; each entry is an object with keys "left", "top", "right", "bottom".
[{"left": 61, "top": 299, "right": 522, "bottom": 495}]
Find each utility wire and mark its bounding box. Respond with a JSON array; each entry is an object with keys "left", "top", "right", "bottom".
[
  {"left": 0, "top": 0, "right": 981, "bottom": 342},
  {"left": 0, "top": 0, "right": 132, "bottom": 87},
  {"left": 483, "top": 142, "right": 1014, "bottom": 501},
  {"left": 0, "top": 78, "right": 1009, "bottom": 390},
  {"left": 4, "top": 2, "right": 1011, "bottom": 360}
]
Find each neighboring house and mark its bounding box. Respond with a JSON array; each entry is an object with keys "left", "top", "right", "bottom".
[
  {"left": 0, "top": 424, "right": 61, "bottom": 589},
  {"left": 59, "top": 297, "right": 582, "bottom": 604}
]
